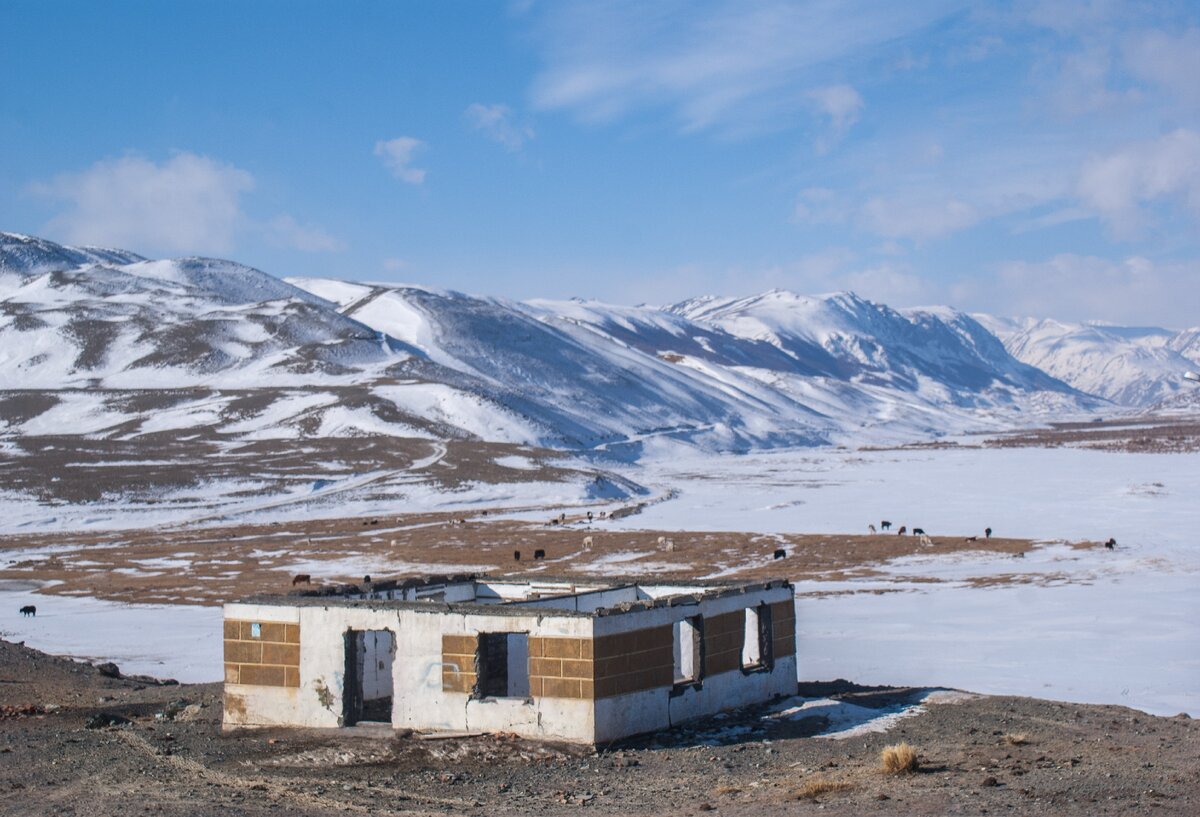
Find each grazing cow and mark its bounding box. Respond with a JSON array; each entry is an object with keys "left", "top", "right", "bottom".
[
  {"left": 481, "top": 510, "right": 488, "bottom": 517},
  {"left": 965, "top": 536, "right": 978, "bottom": 542},
  {"left": 363, "top": 575, "right": 372, "bottom": 586},
  {"left": 548, "top": 518, "right": 559, "bottom": 526},
  {"left": 513, "top": 550, "right": 521, "bottom": 561},
  {"left": 558, "top": 513, "right": 566, "bottom": 523},
  {"left": 897, "top": 526, "right": 907, "bottom": 535},
  {"left": 880, "top": 520, "right": 892, "bottom": 530},
  {"left": 534, "top": 549, "right": 546, "bottom": 560},
  {"left": 868, "top": 524, "right": 877, "bottom": 534},
  {"left": 291, "top": 574, "right": 311, "bottom": 586},
  {"left": 918, "top": 534, "right": 933, "bottom": 546},
  {"left": 586, "top": 511, "right": 594, "bottom": 522},
  {"left": 19, "top": 605, "right": 36, "bottom": 617},
  {"left": 773, "top": 549, "right": 787, "bottom": 560},
  {"left": 912, "top": 527, "right": 925, "bottom": 536},
  {"left": 985, "top": 527, "right": 992, "bottom": 539},
  {"left": 582, "top": 536, "right": 594, "bottom": 550},
  {"left": 1105, "top": 538, "right": 1116, "bottom": 550}
]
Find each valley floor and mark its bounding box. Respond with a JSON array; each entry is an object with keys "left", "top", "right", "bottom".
[{"left": 1, "top": 425, "right": 1198, "bottom": 718}]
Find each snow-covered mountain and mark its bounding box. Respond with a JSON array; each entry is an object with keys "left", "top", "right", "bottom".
[
  {"left": 1, "top": 232, "right": 1108, "bottom": 455},
  {"left": 976, "top": 315, "right": 1200, "bottom": 407}
]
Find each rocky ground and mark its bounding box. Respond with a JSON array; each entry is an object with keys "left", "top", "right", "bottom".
[{"left": 1, "top": 639, "right": 1196, "bottom": 817}]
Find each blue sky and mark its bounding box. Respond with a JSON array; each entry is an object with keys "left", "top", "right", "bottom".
[{"left": 2, "top": 1, "right": 1198, "bottom": 325}]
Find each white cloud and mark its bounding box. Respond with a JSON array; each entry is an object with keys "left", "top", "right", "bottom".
[
  {"left": 32, "top": 152, "right": 254, "bottom": 254},
  {"left": 807, "top": 84, "right": 864, "bottom": 151},
  {"left": 791, "top": 187, "right": 850, "bottom": 225},
  {"left": 527, "top": 0, "right": 963, "bottom": 133},
  {"left": 1077, "top": 128, "right": 1200, "bottom": 236},
  {"left": 265, "top": 215, "right": 344, "bottom": 253},
  {"left": 1123, "top": 27, "right": 1200, "bottom": 106},
  {"left": 374, "top": 137, "right": 427, "bottom": 184},
  {"left": 955, "top": 252, "right": 1200, "bottom": 327},
  {"left": 464, "top": 103, "right": 535, "bottom": 151},
  {"left": 859, "top": 196, "right": 980, "bottom": 241},
  {"left": 1045, "top": 45, "right": 1141, "bottom": 115}
]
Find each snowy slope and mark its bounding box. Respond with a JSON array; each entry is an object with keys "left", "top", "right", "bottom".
[
  {"left": 0, "top": 233, "right": 547, "bottom": 443},
  {"left": 977, "top": 315, "right": 1200, "bottom": 407},
  {"left": 290, "top": 282, "right": 1095, "bottom": 450},
  {"left": 2, "top": 231, "right": 1102, "bottom": 454}
]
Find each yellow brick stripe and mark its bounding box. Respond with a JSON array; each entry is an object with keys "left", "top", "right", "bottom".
[{"left": 224, "top": 619, "right": 300, "bottom": 688}]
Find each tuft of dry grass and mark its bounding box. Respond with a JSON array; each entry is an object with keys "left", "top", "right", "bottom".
[
  {"left": 1002, "top": 733, "right": 1029, "bottom": 746},
  {"left": 713, "top": 784, "right": 742, "bottom": 796},
  {"left": 793, "top": 777, "right": 854, "bottom": 799},
  {"left": 880, "top": 742, "right": 920, "bottom": 774}
]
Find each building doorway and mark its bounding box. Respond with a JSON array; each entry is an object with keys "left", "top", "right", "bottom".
[{"left": 343, "top": 629, "right": 395, "bottom": 725}]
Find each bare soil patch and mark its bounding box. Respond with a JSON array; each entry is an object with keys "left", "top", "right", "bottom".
[
  {"left": 0, "top": 509, "right": 1083, "bottom": 606},
  {"left": 0, "top": 639, "right": 1196, "bottom": 816},
  {"left": 985, "top": 414, "right": 1200, "bottom": 453}
]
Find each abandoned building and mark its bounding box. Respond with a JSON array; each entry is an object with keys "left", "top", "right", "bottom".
[{"left": 223, "top": 574, "right": 797, "bottom": 744}]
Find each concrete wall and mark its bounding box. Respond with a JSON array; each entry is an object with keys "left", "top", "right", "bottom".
[
  {"left": 224, "top": 582, "right": 796, "bottom": 745},
  {"left": 223, "top": 601, "right": 596, "bottom": 742},
  {"left": 591, "top": 586, "right": 796, "bottom": 744}
]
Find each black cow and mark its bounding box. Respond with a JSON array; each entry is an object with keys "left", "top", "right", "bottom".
[
  {"left": 912, "top": 527, "right": 925, "bottom": 536},
  {"left": 897, "top": 526, "right": 907, "bottom": 535},
  {"left": 881, "top": 520, "right": 892, "bottom": 530},
  {"left": 534, "top": 549, "right": 546, "bottom": 560},
  {"left": 1105, "top": 538, "right": 1116, "bottom": 550},
  {"left": 19, "top": 605, "right": 36, "bottom": 617},
  {"left": 985, "top": 527, "right": 993, "bottom": 539},
  {"left": 513, "top": 550, "right": 521, "bottom": 561},
  {"left": 773, "top": 549, "right": 787, "bottom": 560}
]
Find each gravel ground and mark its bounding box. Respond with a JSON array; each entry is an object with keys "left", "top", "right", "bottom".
[{"left": 1, "top": 639, "right": 1196, "bottom": 817}]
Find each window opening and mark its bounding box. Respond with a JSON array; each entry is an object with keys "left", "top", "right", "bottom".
[
  {"left": 476, "top": 632, "right": 529, "bottom": 698},
  {"left": 742, "top": 604, "right": 772, "bottom": 670},
  {"left": 673, "top": 616, "right": 702, "bottom": 686}
]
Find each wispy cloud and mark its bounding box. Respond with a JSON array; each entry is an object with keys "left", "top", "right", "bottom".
[
  {"left": 465, "top": 103, "right": 534, "bottom": 151},
  {"left": 807, "top": 84, "right": 864, "bottom": 151},
  {"left": 953, "top": 253, "right": 1200, "bottom": 327},
  {"left": 1122, "top": 27, "right": 1200, "bottom": 106},
  {"left": 32, "top": 152, "right": 254, "bottom": 254},
  {"left": 860, "top": 196, "right": 980, "bottom": 241},
  {"left": 527, "top": 0, "right": 963, "bottom": 134},
  {"left": 374, "top": 137, "right": 427, "bottom": 184},
  {"left": 265, "top": 215, "right": 344, "bottom": 253},
  {"left": 1077, "top": 128, "right": 1200, "bottom": 237}
]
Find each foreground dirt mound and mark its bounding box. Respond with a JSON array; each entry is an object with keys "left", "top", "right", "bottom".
[{"left": 1, "top": 639, "right": 1197, "bottom": 816}]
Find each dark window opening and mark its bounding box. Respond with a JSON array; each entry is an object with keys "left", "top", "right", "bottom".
[{"left": 476, "top": 632, "right": 529, "bottom": 698}]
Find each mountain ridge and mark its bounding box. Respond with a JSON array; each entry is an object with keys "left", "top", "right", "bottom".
[{"left": 4, "top": 231, "right": 1190, "bottom": 457}]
